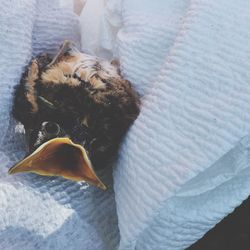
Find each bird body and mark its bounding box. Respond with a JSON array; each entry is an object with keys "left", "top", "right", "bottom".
[{"left": 9, "top": 41, "right": 140, "bottom": 189}]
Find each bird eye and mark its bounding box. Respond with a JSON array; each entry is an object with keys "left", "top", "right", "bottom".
[{"left": 42, "top": 122, "right": 60, "bottom": 136}]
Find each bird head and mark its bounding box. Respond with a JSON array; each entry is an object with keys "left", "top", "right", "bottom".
[{"left": 9, "top": 41, "right": 140, "bottom": 190}]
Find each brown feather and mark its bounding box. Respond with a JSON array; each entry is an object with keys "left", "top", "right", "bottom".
[
  {"left": 12, "top": 42, "right": 140, "bottom": 171},
  {"left": 25, "top": 60, "right": 39, "bottom": 113}
]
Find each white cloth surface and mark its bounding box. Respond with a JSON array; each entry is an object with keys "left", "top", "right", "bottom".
[
  {"left": 0, "top": 1, "right": 119, "bottom": 250},
  {"left": 102, "top": 0, "right": 250, "bottom": 249}
]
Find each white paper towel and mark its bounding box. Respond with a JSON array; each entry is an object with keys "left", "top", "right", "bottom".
[
  {"left": 79, "top": 0, "right": 122, "bottom": 59},
  {"left": 111, "top": 0, "right": 250, "bottom": 249}
]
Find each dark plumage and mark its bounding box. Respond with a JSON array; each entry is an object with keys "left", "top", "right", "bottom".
[{"left": 10, "top": 41, "right": 140, "bottom": 189}]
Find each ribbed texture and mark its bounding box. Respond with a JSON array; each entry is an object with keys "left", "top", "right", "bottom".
[
  {"left": 117, "top": 0, "right": 190, "bottom": 96},
  {"left": 114, "top": 0, "right": 250, "bottom": 249},
  {"left": 0, "top": 1, "right": 119, "bottom": 249},
  {"left": 0, "top": 0, "right": 35, "bottom": 146},
  {"left": 32, "top": 0, "right": 81, "bottom": 55}
]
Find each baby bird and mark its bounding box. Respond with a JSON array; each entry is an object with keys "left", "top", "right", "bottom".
[{"left": 9, "top": 41, "right": 140, "bottom": 189}]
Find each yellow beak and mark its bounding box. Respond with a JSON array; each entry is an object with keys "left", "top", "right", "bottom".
[{"left": 8, "top": 137, "right": 106, "bottom": 190}]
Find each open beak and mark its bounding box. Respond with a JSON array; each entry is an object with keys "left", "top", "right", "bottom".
[{"left": 8, "top": 138, "right": 106, "bottom": 190}]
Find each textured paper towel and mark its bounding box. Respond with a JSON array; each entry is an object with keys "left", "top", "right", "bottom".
[
  {"left": 0, "top": 1, "right": 119, "bottom": 250},
  {"left": 116, "top": 0, "right": 190, "bottom": 95},
  {"left": 113, "top": 0, "right": 250, "bottom": 249}
]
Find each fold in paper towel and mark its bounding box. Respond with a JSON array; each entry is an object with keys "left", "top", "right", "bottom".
[
  {"left": 112, "top": 0, "right": 250, "bottom": 249},
  {"left": 79, "top": 0, "right": 122, "bottom": 59}
]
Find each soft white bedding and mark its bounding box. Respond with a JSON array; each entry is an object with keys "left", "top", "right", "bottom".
[{"left": 109, "top": 0, "right": 250, "bottom": 249}]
